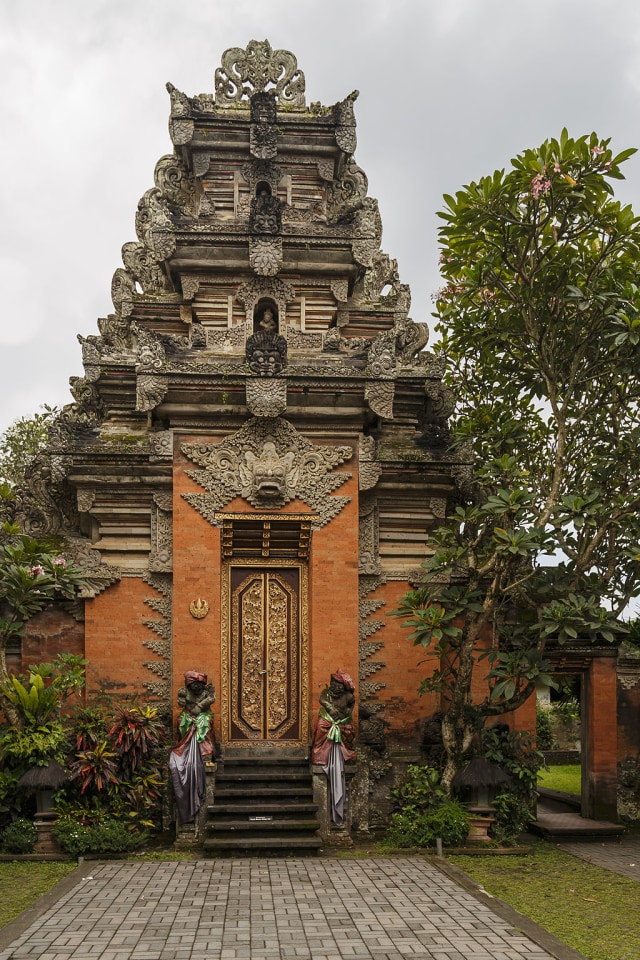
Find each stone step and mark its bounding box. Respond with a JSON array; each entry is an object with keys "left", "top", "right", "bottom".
[
  {"left": 214, "top": 785, "right": 314, "bottom": 799},
  {"left": 209, "top": 802, "right": 318, "bottom": 817},
  {"left": 208, "top": 818, "right": 320, "bottom": 833},
  {"left": 203, "top": 835, "right": 323, "bottom": 853}
]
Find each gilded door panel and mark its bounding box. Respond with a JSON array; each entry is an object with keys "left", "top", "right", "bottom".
[{"left": 223, "top": 562, "right": 308, "bottom": 746}]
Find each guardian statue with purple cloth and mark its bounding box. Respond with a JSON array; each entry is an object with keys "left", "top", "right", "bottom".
[
  {"left": 169, "top": 671, "right": 215, "bottom": 824},
  {"left": 311, "top": 670, "right": 356, "bottom": 825}
]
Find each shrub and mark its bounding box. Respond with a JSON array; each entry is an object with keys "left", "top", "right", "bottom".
[
  {"left": 489, "top": 790, "right": 535, "bottom": 846},
  {"left": 52, "top": 818, "right": 147, "bottom": 857},
  {"left": 535, "top": 703, "right": 555, "bottom": 751},
  {"left": 1, "top": 817, "right": 37, "bottom": 854},
  {"left": 391, "top": 765, "right": 445, "bottom": 812},
  {"left": 386, "top": 799, "right": 470, "bottom": 848}
]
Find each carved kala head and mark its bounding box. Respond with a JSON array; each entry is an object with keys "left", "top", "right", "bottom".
[{"left": 243, "top": 440, "right": 295, "bottom": 501}]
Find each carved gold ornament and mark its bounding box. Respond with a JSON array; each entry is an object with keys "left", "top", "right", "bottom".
[{"left": 189, "top": 598, "right": 210, "bottom": 619}]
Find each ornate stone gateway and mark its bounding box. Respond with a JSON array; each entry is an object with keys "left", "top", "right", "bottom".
[{"left": 221, "top": 561, "right": 309, "bottom": 748}]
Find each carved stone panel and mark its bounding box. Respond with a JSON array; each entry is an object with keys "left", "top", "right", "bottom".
[
  {"left": 249, "top": 237, "right": 283, "bottom": 276},
  {"left": 149, "top": 495, "right": 173, "bottom": 572},
  {"left": 358, "top": 435, "right": 382, "bottom": 491},
  {"left": 359, "top": 498, "right": 381, "bottom": 575},
  {"left": 236, "top": 278, "right": 295, "bottom": 327},
  {"left": 246, "top": 379, "right": 287, "bottom": 417},
  {"left": 215, "top": 41, "right": 306, "bottom": 107},
  {"left": 365, "top": 381, "right": 395, "bottom": 421},
  {"left": 182, "top": 416, "right": 352, "bottom": 527}
]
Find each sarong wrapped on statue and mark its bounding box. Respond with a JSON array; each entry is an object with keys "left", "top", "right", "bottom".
[
  {"left": 312, "top": 706, "right": 356, "bottom": 826},
  {"left": 169, "top": 711, "right": 211, "bottom": 824}
]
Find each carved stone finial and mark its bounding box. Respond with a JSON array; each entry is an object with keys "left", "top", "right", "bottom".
[{"left": 215, "top": 40, "right": 306, "bottom": 107}]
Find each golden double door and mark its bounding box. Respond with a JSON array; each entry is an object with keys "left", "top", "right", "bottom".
[{"left": 221, "top": 562, "right": 309, "bottom": 747}]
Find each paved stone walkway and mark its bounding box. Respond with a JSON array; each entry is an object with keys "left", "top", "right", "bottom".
[
  {"left": 557, "top": 831, "right": 640, "bottom": 881},
  {"left": 0, "top": 857, "right": 565, "bottom": 960}
]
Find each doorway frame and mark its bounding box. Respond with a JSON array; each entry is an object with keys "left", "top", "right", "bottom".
[{"left": 220, "top": 557, "right": 310, "bottom": 751}]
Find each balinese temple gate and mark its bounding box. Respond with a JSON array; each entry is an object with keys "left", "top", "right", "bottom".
[{"left": 13, "top": 42, "right": 621, "bottom": 847}]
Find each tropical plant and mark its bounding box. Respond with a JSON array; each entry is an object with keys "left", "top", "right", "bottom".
[
  {"left": 386, "top": 799, "right": 470, "bottom": 848},
  {"left": 108, "top": 706, "right": 165, "bottom": 780},
  {"left": 68, "top": 742, "right": 120, "bottom": 795},
  {"left": 0, "top": 539, "right": 87, "bottom": 729},
  {"left": 397, "top": 130, "right": 640, "bottom": 790},
  {"left": 52, "top": 818, "right": 146, "bottom": 857}
]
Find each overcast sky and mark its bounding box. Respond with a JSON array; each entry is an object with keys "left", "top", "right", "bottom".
[{"left": 2, "top": 0, "right": 640, "bottom": 433}]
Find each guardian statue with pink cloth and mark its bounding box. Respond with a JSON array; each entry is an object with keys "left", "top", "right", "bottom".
[{"left": 311, "top": 669, "right": 356, "bottom": 825}]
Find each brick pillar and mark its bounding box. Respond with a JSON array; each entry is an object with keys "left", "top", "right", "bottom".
[{"left": 582, "top": 656, "right": 618, "bottom": 821}]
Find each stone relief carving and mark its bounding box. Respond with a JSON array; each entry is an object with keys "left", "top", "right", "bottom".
[
  {"left": 246, "top": 314, "right": 287, "bottom": 376},
  {"left": 166, "top": 83, "right": 194, "bottom": 146},
  {"left": 250, "top": 92, "right": 278, "bottom": 160},
  {"left": 417, "top": 380, "right": 456, "bottom": 448},
  {"left": 249, "top": 236, "right": 283, "bottom": 276},
  {"left": 181, "top": 276, "right": 200, "bottom": 301},
  {"left": 76, "top": 490, "right": 95, "bottom": 514},
  {"left": 64, "top": 537, "right": 121, "bottom": 599},
  {"left": 143, "top": 571, "right": 173, "bottom": 704},
  {"left": 246, "top": 378, "right": 287, "bottom": 417},
  {"left": 207, "top": 325, "right": 247, "bottom": 351},
  {"left": 166, "top": 81, "right": 191, "bottom": 118},
  {"left": 333, "top": 90, "right": 359, "bottom": 155},
  {"left": 327, "top": 160, "right": 368, "bottom": 222},
  {"left": 111, "top": 268, "right": 135, "bottom": 318},
  {"left": 330, "top": 279, "right": 349, "bottom": 303},
  {"left": 396, "top": 319, "right": 430, "bottom": 361},
  {"left": 149, "top": 496, "right": 173, "bottom": 573},
  {"left": 193, "top": 152, "right": 212, "bottom": 178},
  {"left": 351, "top": 198, "right": 383, "bottom": 268},
  {"left": 215, "top": 40, "right": 306, "bottom": 108},
  {"left": 121, "top": 241, "right": 172, "bottom": 296},
  {"left": 135, "top": 188, "right": 176, "bottom": 262},
  {"left": 134, "top": 325, "right": 166, "bottom": 373},
  {"left": 358, "top": 251, "right": 399, "bottom": 303},
  {"left": 358, "top": 434, "right": 382, "bottom": 491},
  {"left": 286, "top": 327, "right": 323, "bottom": 351},
  {"left": 236, "top": 277, "right": 295, "bottom": 325},
  {"left": 136, "top": 375, "right": 168, "bottom": 413},
  {"left": 242, "top": 160, "right": 282, "bottom": 196},
  {"left": 249, "top": 189, "right": 284, "bottom": 234},
  {"left": 365, "top": 381, "right": 395, "bottom": 421},
  {"left": 366, "top": 331, "right": 397, "bottom": 379},
  {"left": 182, "top": 416, "right": 352, "bottom": 527},
  {"left": 154, "top": 154, "right": 209, "bottom": 218},
  {"left": 322, "top": 329, "right": 371, "bottom": 357},
  {"left": 359, "top": 497, "right": 381, "bottom": 575},
  {"left": 149, "top": 431, "right": 174, "bottom": 460},
  {"left": 317, "top": 159, "right": 335, "bottom": 182},
  {"left": 97, "top": 314, "right": 132, "bottom": 353}
]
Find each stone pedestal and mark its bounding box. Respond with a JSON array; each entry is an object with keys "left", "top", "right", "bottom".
[{"left": 312, "top": 762, "right": 356, "bottom": 845}]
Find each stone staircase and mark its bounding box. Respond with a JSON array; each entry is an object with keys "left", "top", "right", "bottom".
[{"left": 204, "top": 756, "right": 323, "bottom": 856}]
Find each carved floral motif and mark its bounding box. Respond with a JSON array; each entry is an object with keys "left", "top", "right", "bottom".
[
  {"left": 246, "top": 379, "right": 287, "bottom": 417},
  {"left": 215, "top": 40, "right": 306, "bottom": 107},
  {"left": 249, "top": 237, "right": 283, "bottom": 276}
]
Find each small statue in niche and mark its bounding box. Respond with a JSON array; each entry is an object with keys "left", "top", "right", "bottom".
[
  {"left": 246, "top": 305, "right": 287, "bottom": 376},
  {"left": 169, "top": 671, "right": 216, "bottom": 824},
  {"left": 250, "top": 183, "right": 283, "bottom": 235},
  {"left": 312, "top": 670, "right": 356, "bottom": 825}
]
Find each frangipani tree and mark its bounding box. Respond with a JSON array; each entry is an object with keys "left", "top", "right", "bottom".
[{"left": 398, "top": 131, "right": 640, "bottom": 791}]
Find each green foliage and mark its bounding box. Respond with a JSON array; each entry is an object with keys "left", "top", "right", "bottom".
[
  {"left": 481, "top": 725, "right": 544, "bottom": 801},
  {"left": 0, "top": 406, "right": 58, "bottom": 488},
  {"left": 489, "top": 790, "right": 535, "bottom": 845},
  {"left": 69, "top": 741, "right": 120, "bottom": 794},
  {"left": 386, "top": 765, "right": 469, "bottom": 847},
  {"left": 535, "top": 702, "right": 555, "bottom": 751},
  {"left": 390, "top": 765, "right": 445, "bottom": 811},
  {"left": 0, "top": 722, "right": 68, "bottom": 766},
  {"left": 397, "top": 130, "right": 640, "bottom": 787},
  {"left": 1, "top": 817, "right": 37, "bottom": 854},
  {"left": 386, "top": 799, "right": 470, "bottom": 848},
  {"left": 52, "top": 818, "right": 147, "bottom": 857},
  {"left": 549, "top": 696, "right": 580, "bottom": 725}
]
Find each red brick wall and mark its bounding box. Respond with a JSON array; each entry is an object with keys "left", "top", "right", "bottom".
[
  {"left": 84, "top": 578, "right": 165, "bottom": 700},
  {"left": 21, "top": 606, "right": 85, "bottom": 673}
]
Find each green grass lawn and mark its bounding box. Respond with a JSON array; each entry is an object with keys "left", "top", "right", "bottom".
[
  {"left": 449, "top": 840, "right": 639, "bottom": 960},
  {"left": 538, "top": 762, "right": 581, "bottom": 794},
  {"left": 0, "top": 861, "right": 76, "bottom": 928}
]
